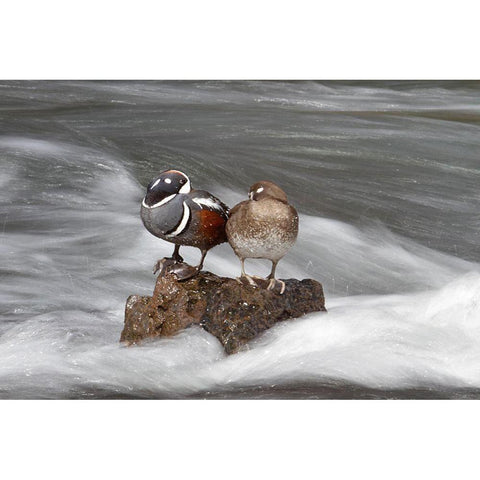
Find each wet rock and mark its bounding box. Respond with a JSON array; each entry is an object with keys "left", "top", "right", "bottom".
[{"left": 121, "top": 271, "right": 326, "bottom": 354}]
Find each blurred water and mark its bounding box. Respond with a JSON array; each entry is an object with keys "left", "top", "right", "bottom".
[{"left": 1, "top": 81, "right": 479, "bottom": 398}]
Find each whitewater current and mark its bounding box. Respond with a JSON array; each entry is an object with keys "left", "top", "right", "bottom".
[{"left": 1, "top": 81, "right": 479, "bottom": 398}]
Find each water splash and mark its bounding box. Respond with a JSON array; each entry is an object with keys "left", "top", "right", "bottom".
[{"left": 1, "top": 81, "right": 479, "bottom": 398}]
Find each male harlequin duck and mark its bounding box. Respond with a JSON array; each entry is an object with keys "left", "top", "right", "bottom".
[
  {"left": 141, "top": 169, "right": 230, "bottom": 280},
  {"left": 226, "top": 180, "right": 298, "bottom": 294}
]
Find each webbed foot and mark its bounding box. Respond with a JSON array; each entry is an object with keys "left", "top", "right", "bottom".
[
  {"left": 153, "top": 257, "right": 178, "bottom": 275},
  {"left": 236, "top": 274, "right": 260, "bottom": 287},
  {"left": 167, "top": 263, "right": 200, "bottom": 281}
]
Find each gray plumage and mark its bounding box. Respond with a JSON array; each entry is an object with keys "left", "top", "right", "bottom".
[{"left": 140, "top": 169, "right": 229, "bottom": 279}]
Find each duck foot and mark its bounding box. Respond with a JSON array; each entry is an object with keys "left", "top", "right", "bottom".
[
  {"left": 237, "top": 276, "right": 285, "bottom": 294},
  {"left": 166, "top": 263, "right": 201, "bottom": 281},
  {"left": 267, "top": 278, "right": 286, "bottom": 294},
  {"left": 236, "top": 274, "right": 263, "bottom": 287},
  {"left": 153, "top": 257, "right": 179, "bottom": 275}
]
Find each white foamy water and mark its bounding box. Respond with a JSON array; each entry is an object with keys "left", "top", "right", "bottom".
[{"left": 1, "top": 81, "right": 479, "bottom": 398}]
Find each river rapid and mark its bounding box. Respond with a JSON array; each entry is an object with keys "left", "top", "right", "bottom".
[{"left": 1, "top": 80, "right": 479, "bottom": 398}]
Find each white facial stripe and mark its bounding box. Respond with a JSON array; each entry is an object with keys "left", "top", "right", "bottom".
[
  {"left": 192, "top": 197, "right": 223, "bottom": 212},
  {"left": 142, "top": 193, "right": 176, "bottom": 209},
  {"left": 150, "top": 178, "right": 161, "bottom": 189},
  {"left": 167, "top": 202, "right": 190, "bottom": 237},
  {"left": 257, "top": 187, "right": 264, "bottom": 193}
]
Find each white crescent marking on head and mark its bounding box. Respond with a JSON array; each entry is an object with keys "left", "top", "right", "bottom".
[
  {"left": 142, "top": 193, "right": 176, "bottom": 209},
  {"left": 150, "top": 178, "right": 161, "bottom": 189},
  {"left": 166, "top": 202, "right": 190, "bottom": 237}
]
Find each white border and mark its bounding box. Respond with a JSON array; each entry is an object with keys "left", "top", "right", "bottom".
[
  {"left": 2, "top": 400, "right": 478, "bottom": 479},
  {"left": 1, "top": 1, "right": 478, "bottom": 478},
  {"left": 1, "top": 1, "right": 479, "bottom": 79}
]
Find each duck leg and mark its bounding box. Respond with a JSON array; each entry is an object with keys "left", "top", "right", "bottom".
[
  {"left": 153, "top": 245, "right": 184, "bottom": 275},
  {"left": 241, "top": 258, "right": 248, "bottom": 277},
  {"left": 236, "top": 258, "right": 258, "bottom": 287},
  {"left": 266, "top": 260, "right": 286, "bottom": 294},
  {"left": 172, "top": 245, "right": 184, "bottom": 263},
  {"left": 197, "top": 249, "right": 207, "bottom": 271}
]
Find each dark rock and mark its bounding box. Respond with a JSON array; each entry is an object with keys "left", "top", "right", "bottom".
[{"left": 121, "top": 271, "right": 326, "bottom": 354}]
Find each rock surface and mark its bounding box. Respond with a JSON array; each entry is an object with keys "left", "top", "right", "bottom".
[{"left": 121, "top": 271, "right": 326, "bottom": 354}]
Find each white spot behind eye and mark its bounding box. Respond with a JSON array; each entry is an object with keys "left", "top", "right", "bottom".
[
  {"left": 257, "top": 187, "right": 264, "bottom": 193},
  {"left": 164, "top": 178, "right": 172, "bottom": 184}
]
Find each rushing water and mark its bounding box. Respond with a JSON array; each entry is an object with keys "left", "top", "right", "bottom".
[{"left": 1, "top": 80, "right": 479, "bottom": 399}]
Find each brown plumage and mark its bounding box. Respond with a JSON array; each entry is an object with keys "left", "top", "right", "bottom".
[
  {"left": 226, "top": 180, "right": 299, "bottom": 293},
  {"left": 198, "top": 209, "right": 228, "bottom": 245}
]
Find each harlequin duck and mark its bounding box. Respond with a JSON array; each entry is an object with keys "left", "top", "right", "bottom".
[
  {"left": 226, "top": 180, "right": 298, "bottom": 294},
  {"left": 141, "top": 169, "right": 230, "bottom": 280}
]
